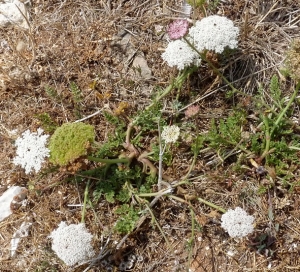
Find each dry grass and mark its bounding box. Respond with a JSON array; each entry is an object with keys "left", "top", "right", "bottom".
[{"left": 0, "top": 0, "right": 300, "bottom": 271}]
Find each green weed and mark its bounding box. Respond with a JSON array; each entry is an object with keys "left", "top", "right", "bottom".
[
  {"left": 206, "top": 109, "right": 247, "bottom": 150},
  {"left": 254, "top": 76, "right": 300, "bottom": 170},
  {"left": 114, "top": 204, "right": 140, "bottom": 234},
  {"left": 197, "top": 75, "right": 300, "bottom": 185},
  {"left": 69, "top": 81, "right": 82, "bottom": 103},
  {"left": 95, "top": 111, "right": 126, "bottom": 158},
  {"left": 69, "top": 81, "right": 83, "bottom": 118},
  {"left": 34, "top": 113, "right": 58, "bottom": 134},
  {"left": 133, "top": 102, "right": 165, "bottom": 132},
  {"left": 45, "top": 85, "right": 61, "bottom": 101}
]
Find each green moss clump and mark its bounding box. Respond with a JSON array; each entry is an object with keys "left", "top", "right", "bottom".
[
  {"left": 186, "top": 0, "right": 206, "bottom": 7},
  {"left": 49, "top": 122, "right": 95, "bottom": 166}
]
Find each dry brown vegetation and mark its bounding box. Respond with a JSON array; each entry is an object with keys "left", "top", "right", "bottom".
[{"left": 0, "top": 0, "right": 300, "bottom": 271}]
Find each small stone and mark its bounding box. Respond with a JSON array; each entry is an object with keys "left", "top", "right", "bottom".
[
  {"left": 0, "top": 0, "right": 29, "bottom": 28},
  {"left": 132, "top": 55, "right": 152, "bottom": 80}
]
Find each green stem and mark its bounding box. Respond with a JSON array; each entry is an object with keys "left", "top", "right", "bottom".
[
  {"left": 133, "top": 67, "right": 197, "bottom": 125},
  {"left": 138, "top": 192, "right": 164, "bottom": 197},
  {"left": 137, "top": 188, "right": 173, "bottom": 198},
  {"left": 183, "top": 148, "right": 198, "bottom": 180},
  {"left": 157, "top": 120, "right": 164, "bottom": 191},
  {"left": 270, "top": 82, "right": 300, "bottom": 137},
  {"left": 288, "top": 146, "right": 300, "bottom": 151},
  {"left": 221, "top": 139, "right": 253, "bottom": 164},
  {"left": 168, "top": 194, "right": 226, "bottom": 213},
  {"left": 87, "top": 156, "right": 130, "bottom": 164},
  {"left": 260, "top": 113, "right": 271, "bottom": 160},
  {"left": 137, "top": 180, "right": 188, "bottom": 198},
  {"left": 146, "top": 203, "right": 171, "bottom": 249},
  {"left": 199, "top": 4, "right": 207, "bottom": 17},
  {"left": 187, "top": 207, "right": 195, "bottom": 271},
  {"left": 154, "top": 67, "right": 195, "bottom": 102},
  {"left": 183, "top": 37, "right": 238, "bottom": 94},
  {"left": 81, "top": 180, "right": 90, "bottom": 223},
  {"left": 197, "top": 197, "right": 226, "bottom": 213},
  {"left": 224, "top": 139, "right": 253, "bottom": 156},
  {"left": 261, "top": 81, "right": 300, "bottom": 160}
]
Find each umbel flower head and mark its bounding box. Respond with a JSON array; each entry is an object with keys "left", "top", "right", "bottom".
[
  {"left": 161, "top": 125, "right": 180, "bottom": 143},
  {"left": 49, "top": 122, "right": 95, "bottom": 166},
  {"left": 167, "top": 19, "right": 189, "bottom": 40},
  {"left": 188, "top": 15, "right": 239, "bottom": 54},
  {"left": 49, "top": 222, "right": 95, "bottom": 266},
  {"left": 221, "top": 207, "right": 254, "bottom": 238},
  {"left": 13, "top": 128, "right": 50, "bottom": 174},
  {"left": 161, "top": 39, "right": 199, "bottom": 70}
]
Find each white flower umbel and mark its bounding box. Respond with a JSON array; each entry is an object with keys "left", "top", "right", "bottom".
[
  {"left": 49, "top": 222, "right": 95, "bottom": 266},
  {"left": 221, "top": 207, "right": 254, "bottom": 238},
  {"left": 13, "top": 128, "right": 50, "bottom": 174},
  {"left": 188, "top": 15, "right": 239, "bottom": 54},
  {"left": 162, "top": 39, "right": 199, "bottom": 70},
  {"left": 161, "top": 125, "right": 180, "bottom": 143}
]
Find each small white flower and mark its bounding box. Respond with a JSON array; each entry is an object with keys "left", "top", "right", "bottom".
[
  {"left": 161, "top": 125, "right": 180, "bottom": 143},
  {"left": 161, "top": 39, "right": 199, "bottom": 70},
  {"left": 221, "top": 207, "right": 254, "bottom": 238},
  {"left": 49, "top": 222, "right": 95, "bottom": 266},
  {"left": 13, "top": 128, "right": 50, "bottom": 174},
  {"left": 188, "top": 15, "right": 239, "bottom": 54}
]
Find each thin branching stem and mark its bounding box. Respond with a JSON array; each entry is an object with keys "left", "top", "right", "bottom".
[
  {"left": 183, "top": 147, "right": 198, "bottom": 180},
  {"left": 197, "top": 197, "right": 226, "bottom": 213},
  {"left": 158, "top": 120, "right": 163, "bottom": 190},
  {"left": 145, "top": 203, "right": 171, "bottom": 249},
  {"left": 81, "top": 180, "right": 90, "bottom": 223},
  {"left": 133, "top": 66, "right": 197, "bottom": 125},
  {"left": 187, "top": 207, "right": 196, "bottom": 271},
  {"left": 183, "top": 37, "right": 239, "bottom": 94}
]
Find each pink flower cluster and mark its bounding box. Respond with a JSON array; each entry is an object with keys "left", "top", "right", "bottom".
[
  {"left": 167, "top": 19, "right": 189, "bottom": 40},
  {"left": 185, "top": 105, "right": 200, "bottom": 118}
]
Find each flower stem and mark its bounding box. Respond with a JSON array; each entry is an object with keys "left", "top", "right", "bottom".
[
  {"left": 145, "top": 203, "right": 171, "bottom": 249},
  {"left": 81, "top": 180, "right": 90, "bottom": 223},
  {"left": 158, "top": 120, "right": 167, "bottom": 190},
  {"left": 197, "top": 197, "right": 226, "bottom": 213},
  {"left": 187, "top": 207, "right": 196, "bottom": 268},
  {"left": 183, "top": 36, "right": 238, "bottom": 94},
  {"left": 259, "top": 113, "right": 271, "bottom": 160},
  {"left": 133, "top": 66, "right": 197, "bottom": 125}
]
